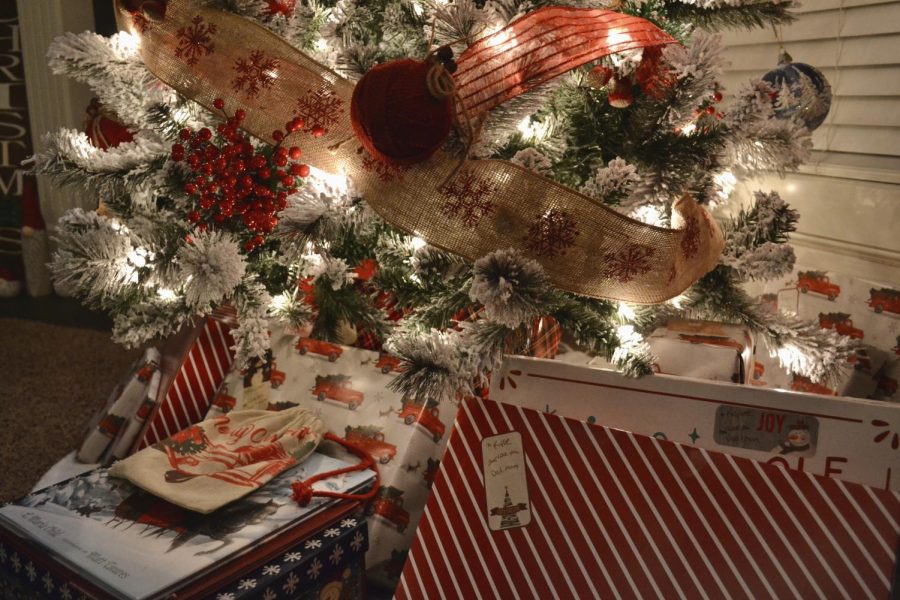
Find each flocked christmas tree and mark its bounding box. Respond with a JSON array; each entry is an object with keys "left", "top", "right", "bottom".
[{"left": 31, "top": 0, "right": 855, "bottom": 402}]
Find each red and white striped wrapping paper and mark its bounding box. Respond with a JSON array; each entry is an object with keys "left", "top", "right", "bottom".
[
  {"left": 398, "top": 398, "right": 900, "bottom": 599},
  {"left": 135, "top": 316, "right": 235, "bottom": 450}
]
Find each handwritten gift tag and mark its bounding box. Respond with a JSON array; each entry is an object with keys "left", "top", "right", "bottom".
[
  {"left": 482, "top": 432, "right": 531, "bottom": 531},
  {"left": 714, "top": 405, "right": 820, "bottom": 457}
]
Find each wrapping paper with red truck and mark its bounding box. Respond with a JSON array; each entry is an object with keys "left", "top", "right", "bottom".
[{"left": 205, "top": 328, "right": 457, "bottom": 588}]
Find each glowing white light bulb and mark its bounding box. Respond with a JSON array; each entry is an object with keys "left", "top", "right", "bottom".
[
  {"left": 410, "top": 236, "right": 427, "bottom": 251},
  {"left": 517, "top": 117, "right": 550, "bottom": 141},
  {"left": 713, "top": 170, "right": 736, "bottom": 200},
  {"left": 157, "top": 288, "right": 176, "bottom": 301},
  {"left": 617, "top": 302, "right": 636, "bottom": 321},
  {"left": 270, "top": 292, "right": 291, "bottom": 311}
]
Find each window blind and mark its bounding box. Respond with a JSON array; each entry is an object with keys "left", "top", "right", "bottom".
[{"left": 720, "top": 0, "right": 900, "bottom": 160}]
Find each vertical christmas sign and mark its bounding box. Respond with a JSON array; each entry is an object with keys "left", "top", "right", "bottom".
[{"left": 0, "top": 3, "right": 31, "bottom": 294}]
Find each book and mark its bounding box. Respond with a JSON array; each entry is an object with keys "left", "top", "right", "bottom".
[{"left": 0, "top": 453, "right": 374, "bottom": 599}]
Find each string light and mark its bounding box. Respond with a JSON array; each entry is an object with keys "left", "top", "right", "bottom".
[
  {"left": 517, "top": 116, "right": 550, "bottom": 141},
  {"left": 157, "top": 288, "right": 176, "bottom": 301}
]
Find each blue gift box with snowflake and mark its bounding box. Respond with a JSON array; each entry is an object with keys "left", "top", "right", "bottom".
[{"left": 211, "top": 516, "right": 368, "bottom": 600}]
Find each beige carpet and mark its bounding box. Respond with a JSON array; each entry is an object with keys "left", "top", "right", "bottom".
[{"left": 0, "top": 319, "right": 144, "bottom": 503}]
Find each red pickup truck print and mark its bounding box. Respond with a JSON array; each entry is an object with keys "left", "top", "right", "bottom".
[
  {"left": 296, "top": 338, "right": 343, "bottom": 361},
  {"left": 797, "top": 271, "right": 840, "bottom": 301},
  {"left": 311, "top": 375, "right": 364, "bottom": 410}
]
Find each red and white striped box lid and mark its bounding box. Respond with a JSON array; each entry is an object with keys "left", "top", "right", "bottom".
[
  {"left": 398, "top": 397, "right": 900, "bottom": 599},
  {"left": 134, "top": 317, "right": 235, "bottom": 450}
]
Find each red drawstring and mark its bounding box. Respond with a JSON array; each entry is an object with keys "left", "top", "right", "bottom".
[{"left": 291, "top": 432, "right": 381, "bottom": 507}]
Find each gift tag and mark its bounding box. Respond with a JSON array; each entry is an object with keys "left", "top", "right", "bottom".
[
  {"left": 714, "top": 405, "right": 819, "bottom": 457},
  {"left": 482, "top": 431, "right": 531, "bottom": 531}
]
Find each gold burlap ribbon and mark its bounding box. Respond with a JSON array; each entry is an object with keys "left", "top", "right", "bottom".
[{"left": 116, "top": 0, "right": 724, "bottom": 304}]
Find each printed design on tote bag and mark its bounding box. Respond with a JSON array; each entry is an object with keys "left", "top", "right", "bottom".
[{"left": 155, "top": 418, "right": 315, "bottom": 488}]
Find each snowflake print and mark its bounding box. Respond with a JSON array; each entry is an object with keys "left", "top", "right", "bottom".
[
  {"left": 350, "top": 531, "right": 365, "bottom": 552},
  {"left": 602, "top": 244, "right": 655, "bottom": 283},
  {"left": 238, "top": 578, "right": 257, "bottom": 590},
  {"left": 360, "top": 150, "right": 405, "bottom": 183},
  {"left": 60, "top": 584, "right": 72, "bottom": 600},
  {"left": 262, "top": 588, "right": 278, "bottom": 600},
  {"left": 439, "top": 170, "right": 496, "bottom": 227},
  {"left": 232, "top": 51, "right": 279, "bottom": 99},
  {"left": 131, "top": 11, "right": 150, "bottom": 33},
  {"left": 304, "top": 538, "right": 322, "bottom": 550},
  {"left": 295, "top": 89, "right": 344, "bottom": 136},
  {"left": 330, "top": 544, "right": 344, "bottom": 565},
  {"left": 262, "top": 564, "right": 281, "bottom": 576},
  {"left": 175, "top": 15, "right": 217, "bottom": 66},
  {"left": 283, "top": 551, "right": 302, "bottom": 562},
  {"left": 340, "top": 518, "right": 357, "bottom": 529},
  {"left": 307, "top": 557, "right": 323, "bottom": 579},
  {"left": 216, "top": 593, "right": 235, "bottom": 600},
  {"left": 266, "top": 0, "right": 296, "bottom": 16},
  {"left": 524, "top": 209, "right": 579, "bottom": 258},
  {"left": 680, "top": 215, "right": 700, "bottom": 259},
  {"left": 42, "top": 571, "right": 54, "bottom": 593},
  {"left": 10, "top": 552, "right": 20, "bottom": 572},
  {"left": 25, "top": 561, "right": 36, "bottom": 581},
  {"left": 323, "top": 527, "right": 340, "bottom": 538},
  {"left": 283, "top": 572, "right": 300, "bottom": 594}
]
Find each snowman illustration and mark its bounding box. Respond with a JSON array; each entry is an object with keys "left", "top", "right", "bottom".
[{"left": 772, "top": 421, "right": 815, "bottom": 456}]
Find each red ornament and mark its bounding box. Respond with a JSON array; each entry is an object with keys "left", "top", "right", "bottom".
[
  {"left": 83, "top": 99, "right": 134, "bottom": 149},
  {"left": 350, "top": 58, "right": 454, "bottom": 166},
  {"left": 607, "top": 77, "right": 634, "bottom": 109}
]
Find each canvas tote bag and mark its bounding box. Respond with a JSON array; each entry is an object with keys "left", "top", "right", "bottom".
[{"left": 109, "top": 407, "right": 378, "bottom": 513}]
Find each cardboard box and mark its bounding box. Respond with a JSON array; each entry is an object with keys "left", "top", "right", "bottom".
[
  {"left": 398, "top": 397, "right": 900, "bottom": 598},
  {"left": 490, "top": 356, "right": 900, "bottom": 492}
]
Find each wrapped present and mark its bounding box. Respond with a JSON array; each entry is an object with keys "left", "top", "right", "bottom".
[
  {"left": 134, "top": 314, "right": 235, "bottom": 451},
  {"left": 491, "top": 356, "right": 900, "bottom": 491},
  {"left": 204, "top": 514, "right": 368, "bottom": 600},
  {"left": 206, "top": 328, "right": 458, "bottom": 586},
  {"left": 646, "top": 319, "right": 754, "bottom": 384},
  {"left": 0, "top": 453, "right": 373, "bottom": 599},
  {"left": 76, "top": 348, "right": 161, "bottom": 464},
  {"left": 398, "top": 397, "right": 900, "bottom": 598},
  {"left": 875, "top": 359, "right": 900, "bottom": 402},
  {"left": 753, "top": 344, "right": 891, "bottom": 400}
]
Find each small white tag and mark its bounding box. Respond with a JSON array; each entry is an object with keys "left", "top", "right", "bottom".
[{"left": 482, "top": 431, "right": 531, "bottom": 531}]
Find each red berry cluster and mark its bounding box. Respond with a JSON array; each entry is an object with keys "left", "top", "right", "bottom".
[{"left": 170, "top": 97, "right": 312, "bottom": 252}]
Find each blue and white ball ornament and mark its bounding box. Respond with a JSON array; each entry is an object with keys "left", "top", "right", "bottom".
[{"left": 762, "top": 50, "right": 832, "bottom": 131}]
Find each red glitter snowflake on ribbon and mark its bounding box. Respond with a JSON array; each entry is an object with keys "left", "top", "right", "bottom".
[
  {"left": 602, "top": 244, "right": 655, "bottom": 283},
  {"left": 295, "top": 89, "right": 344, "bottom": 137},
  {"left": 232, "top": 51, "right": 279, "bottom": 99},
  {"left": 524, "top": 209, "right": 579, "bottom": 258},
  {"left": 439, "top": 170, "right": 496, "bottom": 227},
  {"left": 175, "top": 15, "right": 217, "bottom": 66},
  {"left": 681, "top": 215, "right": 700, "bottom": 259},
  {"left": 360, "top": 149, "right": 406, "bottom": 183}
]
